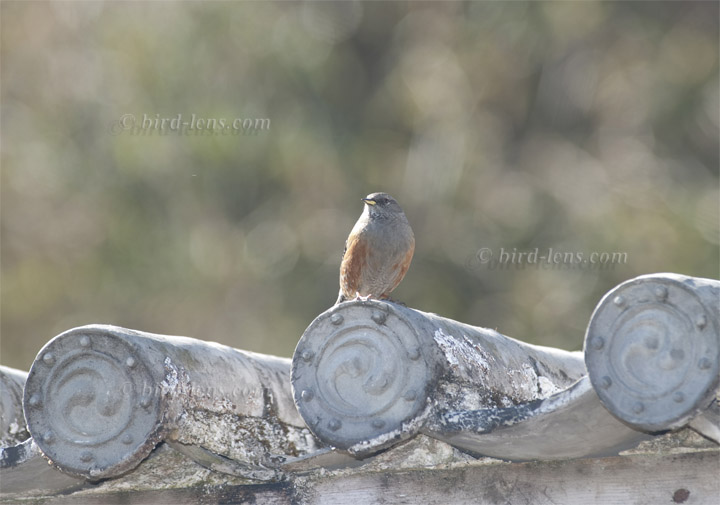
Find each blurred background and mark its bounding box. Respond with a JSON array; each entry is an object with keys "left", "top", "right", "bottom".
[{"left": 1, "top": 1, "right": 718, "bottom": 370}]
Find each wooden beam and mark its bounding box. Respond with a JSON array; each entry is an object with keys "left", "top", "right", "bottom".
[
  {"left": 302, "top": 451, "right": 719, "bottom": 505},
  {"left": 15, "top": 449, "right": 717, "bottom": 505}
]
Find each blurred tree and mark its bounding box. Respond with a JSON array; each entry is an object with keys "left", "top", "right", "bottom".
[{"left": 1, "top": 1, "right": 717, "bottom": 368}]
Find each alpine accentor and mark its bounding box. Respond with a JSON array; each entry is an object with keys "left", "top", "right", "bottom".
[{"left": 335, "top": 192, "right": 415, "bottom": 304}]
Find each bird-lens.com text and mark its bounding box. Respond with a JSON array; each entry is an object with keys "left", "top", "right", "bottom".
[
  {"left": 468, "top": 247, "right": 628, "bottom": 271},
  {"left": 109, "top": 113, "right": 271, "bottom": 136}
]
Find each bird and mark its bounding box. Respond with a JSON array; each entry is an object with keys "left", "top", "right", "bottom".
[{"left": 335, "top": 192, "right": 415, "bottom": 304}]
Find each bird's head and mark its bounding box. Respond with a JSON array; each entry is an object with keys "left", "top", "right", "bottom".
[{"left": 362, "top": 192, "right": 405, "bottom": 219}]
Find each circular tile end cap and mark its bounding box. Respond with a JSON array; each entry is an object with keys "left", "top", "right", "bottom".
[
  {"left": 585, "top": 277, "right": 719, "bottom": 431},
  {"left": 292, "top": 301, "right": 433, "bottom": 451},
  {"left": 23, "top": 326, "right": 167, "bottom": 479}
]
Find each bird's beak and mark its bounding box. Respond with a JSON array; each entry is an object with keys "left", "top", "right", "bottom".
[{"left": 362, "top": 198, "right": 377, "bottom": 206}]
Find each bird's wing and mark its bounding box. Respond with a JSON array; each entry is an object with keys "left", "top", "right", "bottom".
[{"left": 339, "top": 231, "right": 368, "bottom": 299}]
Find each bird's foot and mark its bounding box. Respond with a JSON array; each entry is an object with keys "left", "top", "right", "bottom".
[{"left": 354, "top": 292, "right": 373, "bottom": 301}]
